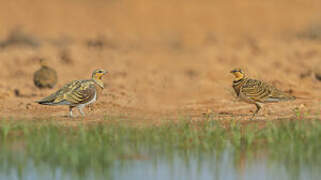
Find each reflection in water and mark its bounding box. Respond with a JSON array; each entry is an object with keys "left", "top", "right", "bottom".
[
  {"left": 1, "top": 147, "right": 320, "bottom": 180},
  {"left": 1, "top": 120, "right": 321, "bottom": 180}
]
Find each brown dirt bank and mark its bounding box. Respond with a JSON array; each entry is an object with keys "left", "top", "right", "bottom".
[{"left": 0, "top": 0, "right": 320, "bottom": 124}]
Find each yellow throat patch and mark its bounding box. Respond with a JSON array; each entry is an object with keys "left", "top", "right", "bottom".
[{"left": 232, "top": 71, "right": 244, "bottom": 81}]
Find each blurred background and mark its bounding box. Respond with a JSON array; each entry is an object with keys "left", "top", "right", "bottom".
[
  {"left": 1, "top": 0, "right": 320, "bottom": 41},
  {"left": 0, "top": 0, "right": 320, "bottom": 119}
]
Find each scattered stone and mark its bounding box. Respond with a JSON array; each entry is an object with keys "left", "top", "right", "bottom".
[
  {"left": 202, "top": 109, "right": 214, "bottom": 117},
  {"left": 60, "top": 49, "right": 73, "bottom": 64},
  {"left": 285, "top": 89, "right": 294, "bottom": 95},
  {"left": 14, "top": 89, "right": 20, "bottom": 97},
  {"left": 185, "top": 69, "right": 199, "bottom": 79},
  {"left": 299, "top": 70, "right": 312, "bottom": 79},
  {"left": 86, "top": 36, "right": 118, "bottom": 50},
  {"left": 26, "top": 103, "right": 32, "bottom": 110},
  {"left": 315, "top": 72, "right": 321, "bottom": 81}
]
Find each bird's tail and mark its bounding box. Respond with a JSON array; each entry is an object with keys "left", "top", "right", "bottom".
[
  {"left": 35, "top": 93, "right": 58, "bottom": 105},
  {"left": 36, "top": 100, "right": 54, "bottom": 105},
  {"left": 284, "top": 94, "right": 296, "bottom": 101},
  {"left": 292, "top": 96, "right": 311, "bottom": 100},
  {"left": 268, "top": 89, "right": 296, "bottom": 102}
]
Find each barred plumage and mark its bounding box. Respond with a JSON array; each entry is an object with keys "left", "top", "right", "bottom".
[
  {"left": 36, "top": 69, "right": 108, "bottom": 117},
  {"left": 230, "top": 68, "right": 295, "bottom": 118},
  {"left": 33, "top": 59, "right": 57, "bottom": 89}
]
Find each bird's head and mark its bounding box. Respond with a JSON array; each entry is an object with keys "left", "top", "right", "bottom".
[
  {"left": 92, "top": 69, "right": 108, "bottom": 80},
  {"left": 230, "top": 68, "right": 245, "bottom": 81},
  {"left": 39, "top": 58, "right": 49, "bottom": 67}
]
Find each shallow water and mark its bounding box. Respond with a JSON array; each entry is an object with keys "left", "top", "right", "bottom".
[
  {"left": 1, "top": 147, "right": 320, "bottom": 180},
  {"left": 1, "top": 120, "right": 321, "bottom": 180}
]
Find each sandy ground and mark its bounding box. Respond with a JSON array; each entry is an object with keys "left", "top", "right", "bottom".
[{"left": 0, "top": 0, "right": 320, "bottom": 124}]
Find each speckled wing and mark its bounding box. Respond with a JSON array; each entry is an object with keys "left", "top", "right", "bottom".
[
  {"left": 63, "top": 81, "right": 96, "bottom": 105},
  {"left": 240, "top": 79, "right": 294, "bottom": 103},
  {"left": 239, "top": 79, "right": 266, "bottom": 103},
  {"left": 37, "top": 80, "right": 96, "bottom": 106}
]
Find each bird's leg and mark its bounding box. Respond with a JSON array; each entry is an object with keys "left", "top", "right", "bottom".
[
  {"left": 69, "top": 106, "right": 74, "bottom": 117},
  {"left": 78, "top": 106, "right": 85, "bottom": 116},
  {"left": 251, "top": 103, "right": 262, "bottom": 120}
]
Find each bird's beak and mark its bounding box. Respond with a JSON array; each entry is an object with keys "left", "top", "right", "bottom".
[{"left": 230, "top": 70, "right": 236, "bottom": 73}]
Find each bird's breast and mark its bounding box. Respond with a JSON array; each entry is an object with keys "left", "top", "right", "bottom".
[
  {"left": 232, "top": 79, "right": 246, "bottom": 96},
  {"left": 93, "top": 83, "right": 103, "bottom": 100}
]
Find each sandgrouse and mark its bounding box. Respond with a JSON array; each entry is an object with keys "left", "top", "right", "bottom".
[
  {"left": 33, "top": 59, "right": 57, "bottom": 89},
  {"left": 230, "top": 68, "right": 295, "bottom": 118},
  {"left": 36, "top": 69, "right": 107, "bottom": 117}
]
